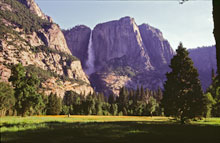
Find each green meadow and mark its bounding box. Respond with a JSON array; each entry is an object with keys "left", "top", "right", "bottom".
[{"left": 1, "top": 116, "right": 220, "bottom": 143}]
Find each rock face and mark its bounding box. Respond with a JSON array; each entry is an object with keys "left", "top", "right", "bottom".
[
  {"left": 17, "top": 0, "right": 50, "bottom": 21},
  {"left": 92, "top": 17, "right": 153, "bottom": 72},
  {"left": 64, "top": 17, "right": 174, "bottom": 96},
  {"left": 189, "top": 46, "right": 217, "bottom": 90},
  {"left": 0, "top": 0, "right": 93, "bottom": 97},
  {"left": 63, "top": 25, "right": 91, "bottom": 69},
  {"left": 43, "top": 23, "right": 71, "bottom": 54},
  {"left": 138, "top": 24, "right": 174, "bottom": 69}
]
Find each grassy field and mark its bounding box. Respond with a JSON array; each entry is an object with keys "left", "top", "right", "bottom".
[{"left": 1, "top": 116, "right": 220, "bottom": 143}]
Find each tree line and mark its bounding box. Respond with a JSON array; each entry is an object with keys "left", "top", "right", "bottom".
[
  {"left": 0, "top": 43, "right": 220, "bottom": 124},
  {"left": 0, "top": 63, "right": 162, "bottom": 116}
]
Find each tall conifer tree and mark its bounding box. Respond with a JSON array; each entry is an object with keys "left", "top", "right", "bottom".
[{"left": 162, "top": 43, "right": 205, "bottom": 124}]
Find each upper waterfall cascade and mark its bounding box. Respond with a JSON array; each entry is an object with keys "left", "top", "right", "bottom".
[{"left": 85, "top": 31, "right": 95, "bottom": 75}]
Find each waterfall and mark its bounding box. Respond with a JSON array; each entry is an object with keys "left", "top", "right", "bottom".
[{"left": 85, "top": 31, "right": 95, "bottom": 75}]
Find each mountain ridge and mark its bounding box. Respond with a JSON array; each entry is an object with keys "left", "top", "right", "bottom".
[
  {"left": 0, "top": 0, "right": 94, "bottom": 97},
  {"left": 64, "top": 16, "right": 175, "bottom": 96}
]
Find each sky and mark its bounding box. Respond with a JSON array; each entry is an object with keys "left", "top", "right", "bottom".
[{"left": 35, "top": 0, "right": 215, "bottom": 49}]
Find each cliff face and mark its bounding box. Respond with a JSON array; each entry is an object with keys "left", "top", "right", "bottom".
[
  {"left": 138, "top": 24, "right": 174, "bottom": 69},
  {"left": 63, "top": 25, "right": 91, "bottom": 69},
  {"left": 92, "top": 17, "right": 153, "bottom": 72},
  {"left": 17, "top": 0, "right": 50, "bottom": 21},
  {"left": 64, "top": 17, "right": 174, "bottom": 96},
  {"left": 189, "top": 46, "right": 217, "bottom": 90},
  {"left": 0, "top": 0, "right": 93, "bottom": 97}
]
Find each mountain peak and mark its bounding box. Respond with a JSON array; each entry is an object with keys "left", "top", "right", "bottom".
[
  {"left": 139, "top": 23, "right": 162, "bottom": 36},
  {"left": 17, "top": 0, "right": 52, "bottom": 21},
  {"left": 119, "top": 16, "right": 134, "bottom": 22}
]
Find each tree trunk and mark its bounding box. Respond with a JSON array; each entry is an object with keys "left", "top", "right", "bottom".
[
  {"left": 180, "top": 115, "right": 185, "bottom": 125},
  {"left": 213, "top": 0, "right": 220, "bottom": 82}
]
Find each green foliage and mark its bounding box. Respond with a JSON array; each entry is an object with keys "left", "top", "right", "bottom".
[
  {"left": 61, "top": 105, "right": 70, "bottom": 115},
  {"left": 0, "top": 82, "right": 15, "bottom": 116},
  {"left": 0, "top": 22, "right": 24, "bottom": 42},
  {"left": 25, "top": 65, "right": 58, "bottom": 82},
  {"left": 62, "top": 91, "right": 116, "bottom": 116},
  {"left": 110, "top": 104, "right": 118, "bottom": 116},
  {"left": 115, "top": 86, "right": 161, "bottom": 116},
  {"left": 146, "top": 96, "right": 158, "bottom": 116},
  {"left": 31, "top": 45, "right": 78, "bottom": 62},
  {"left": 9, "top": 63, "right": 44, "bottom": 116},
  {"left": 207, "top": 76, "right": 220, "bottom": 117},
  {"left": 24, "top": 65, "right": 87, "bottom": 86},
  {"left": 203, "top": 93, "right": 216, "bottom": 117},
  {"left": 162, "top": 43, "right": 206, "bottom": 124},
  {"left": 0, "top": 0, "right": 50, "bottom": 34},
  {"left": 46, "top": 93, "right": 62, "bottom": 115}
]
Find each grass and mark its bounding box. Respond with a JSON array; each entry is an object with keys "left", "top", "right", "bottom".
[{"left": 1, "top": 116, "right": 220, "bottom": 143}]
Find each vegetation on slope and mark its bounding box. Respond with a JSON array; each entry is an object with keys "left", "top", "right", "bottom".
[
  {"left": 0, "top": 0, "right": 50, "bottom": 34},
  {"left": 31, "top": 45, "right": 79, "bottom": 62}
]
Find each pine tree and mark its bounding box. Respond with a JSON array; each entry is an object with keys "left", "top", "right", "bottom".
[
  {"left": 46, "top": 93, "right": 62, "bottom": 115},
  {"left": 162, "top": 43, "right": 205, "bottom": 124},
  {"left": 202, "top": 93, "right": 216, "bottom": 117},
  {"left": 212, "top": 68, "right": 215, "bottom": 80},
  {"left": 110, "top": 104, "right": 118, "bottom": 116},
  {"left": 0, "top": 82, "right": 15, "bottom": 116},
  {"left": 207, "top": 75, "right": 220, "bottom": 117},
  {"left": 117, "top": 87, "right": 128, "bottom": 114},
  {"left": 156, "top": 87, "right": 163, "bottom": 101},
  {"left": 108, "top": 94, "right": 115, "bottom": 104}
]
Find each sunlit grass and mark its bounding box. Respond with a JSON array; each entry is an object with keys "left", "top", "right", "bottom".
[
  {"left": 0, "top": 115, "right": 169, "bottom": 125},
  {"left": 1, "top": 116, "right": 220, "bottom": 133},
  {"left": 1, "top": 116, "right": 220, "bottom": 143}
]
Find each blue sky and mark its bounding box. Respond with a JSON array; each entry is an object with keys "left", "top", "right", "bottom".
[{"left": 35, "top": 0, "right": 215, "bottom": 49}]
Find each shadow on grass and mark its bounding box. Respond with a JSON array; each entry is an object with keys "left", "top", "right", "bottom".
[{"left": 1, "top": 121, "right": 220, "bottom": 143}]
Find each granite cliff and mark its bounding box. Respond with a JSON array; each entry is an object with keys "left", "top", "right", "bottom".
[
  {"left": 64, "top": 17, "right": 175, "bottom": 95},
  {"left": 0, "top": 0, "right": 93, "bottom": 97},
  {"left": 189, "top": 46, "right": 217, "bottom": 90},
  {"left": 63, "top": 25, "right": 91, "bottom": 69}
]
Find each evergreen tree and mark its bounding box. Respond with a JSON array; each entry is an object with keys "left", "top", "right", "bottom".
[
  {"left": 136, "top": 85, "right": 141, "bottom": 100},
  {"left": 212, "top": 68, "right": 215, "bottom": 80},
  {"left": 63, "top": 91, "right": 77, "bottom": 106},
  {"left": 0, "top": 82, "right": 15, "bottom": 116},
  {"left": 156, "top": 88, "right": 163, "bottom": 101},
  {"left": 46, "top": 93, "right": 62, "bottom": 115},
  {"left": 212, "top": 87, "right": 220, "bottom": 117},
  {"left": 31, "top": 93, "right": 45, "bottom": 115},
  {"left": 202, "top": 92, "right": 216, "bottom": 117},
  {"left": 162, "top": 43, "right": 205, "bottom": 124},
  {"left": 207, "top": 75, "right": 220, "bottom": 117},
  {"left": 146, "top": 96, "right": 158, "bottom": 116},
  {"left": 117, "top": 87, "right": 128, "bottom": 114},
  {"left": 108, "top": 94, "right": 115, "bottom": 104},
  {"left": 140, "top": 85, "right": 145, "bottom": 101},
  {"left": 95, "top": 101, "right": 103, "bottom": 115},
  {"left": 110, "top": 104, "right": 118, "bottom": 116},
  {"left": 9, "top": 63, "right": 41, "bottom": 116}
]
